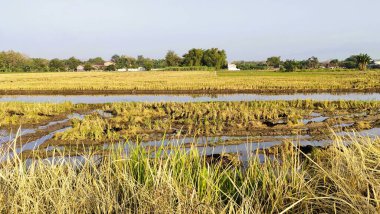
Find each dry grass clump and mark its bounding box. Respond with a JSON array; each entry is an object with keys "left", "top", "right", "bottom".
[
  {"left": 0, "top": 135, "right": 379, "bottom": 213},
  {"left": 354, "top": 121, "right": 372, "bottom": 130},
  {"left": 55, "top": 114, "right": 119, "bottom": 141},
  {"left": 0, "top": 102, "right": 77, "bottom": 128}
]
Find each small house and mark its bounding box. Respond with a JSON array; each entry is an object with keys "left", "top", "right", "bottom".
[
  {"left": 76, "top": 65, "right": 84, "bottom": 71},
  {"left": 228, "top": 64, "right": 240, "bottom": 71},
  {"left": 92, "top": 64, "right": 104, "bottom": 70},
  {"left": 369, "top": 60, "right": 380, "bottom": 69},
  {"left": 104, "top": 61, "right": 115, "bottom": 67},
  {"left": 128, "top": 67, "right": 146, "bottom": 72}
]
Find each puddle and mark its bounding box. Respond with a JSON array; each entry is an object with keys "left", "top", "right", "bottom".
[
  {"left": 142, "top": 139, "right": 327, "bottom": 163},
  {"left": 0, "top": 127, "right": 72, "bottom": 162},
  {"left": 302, "top": 116, "right": 329, "bottom": 124},
  {"left": 18, "top": 127, "right": 71, "bottom": 153},
  {"left": 310, "top": 112, "right": 322, "bottom": 117},
  {"left": 0, "top": 129, "right": 36, "bottom": 145},
  {"left": 45, "top": 146, "right": 65, "bottom": 152},
  {"left": 0, "top": 130, "right": 7, "bottom": 137},
  {"left": 140, "top": 134, "right": 315, "bottom": 147},
  {"left": 333, "top": 123, "right": 354, "bottom": 128},
  {"left": 0, "top": 113, "right": 85, "bottom": 146},
  {"left": 336, "top": 127, "right": 380, "bottom": 138},
  {"left": 67, "top": 113, "right": 85, "bottom": 120},
  {"left": 1, "top": 93, "right": 380, "bottom": 104},
  {"left": 0, "top": 109, "right": 114, "bottom": 154},
  {"left": 24, "top": 155, "right": 102, "bottom": 168},
  {"left": 38, "top": 119, "right": 69, "bottom": 130},
  {"left": 141, "top": 136, "right": 242, "bottom": 147}
]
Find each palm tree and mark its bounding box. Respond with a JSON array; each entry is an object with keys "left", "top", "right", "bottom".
[{"left": 355, "top": 54, "right": 372, "bottom": 71}]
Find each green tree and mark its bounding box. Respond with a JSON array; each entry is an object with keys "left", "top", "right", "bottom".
[
  {"left": 202, "top": 48, "right": 227, "bottom": 70},
  {"left": 30, "top": 58, "right": 49, "bottom": 72},
  {"left": 0, "top": 51, "right": 29, "bottom": 72},
  {"left": 182, "top": 49, "right": 204, "bottom": 66},
  {"left": 88, "top": 57, "right": 105, "bottom": 65},
  {"left": 125, "top": 56, "right": 137, "bottom": 68},
  {"left": 298, "top": 60, "right": 308, "bottom": 69},
  {"left": 105, "top": 65, "right": 116, "bottom": 71},
  {"left": 113, "top": 56, "right": 137, "bottom": 69},
  {"left": 65, "top": 57, "right": 82, "bottom": 71},
  {"left": 49, "top": 58, "right": 66, "bottom": 71},
  {"left": 306, "top": 56, "right": 319, "bottom": 69},
  {"left": 111, "top": 55, "right": 120, "bottom": 63},
  {"left": 113, "top": 56, "right": 126, "bottom": 69},
  {"left": 143, "top": 59, "right": 153, "bottom": 71},
  {"left": 137, "top": 55, "right": 145, "bottom": 67},
  {"left": 233, "top": 61, "right": 267, "bottom": 70},
  {"left": 329, "top": 59, "right": 339, "bottom": 68},
  {"left": 152, "top": 59, "right": 166, "bottom": 69},
  {"left": 165, "top": 50, "right": 182, "bottom": 67},
  {"left": 283, "top": 60, "right": 298, "bottom": 72},
  {"left": 84, "top": 63, "right": 93, "bottom": 71},
  {"left": 340, "top": 56, "right": 357, "bottom": 69},
  {"left": 355, "top": 53, "right": 371, "bottom": 71},
  {"left": 266, "top": 56, "right": 281, "bottom": 68}
]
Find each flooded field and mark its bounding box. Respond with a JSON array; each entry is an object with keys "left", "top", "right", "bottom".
[{"left": 0, "top": 99, "right": 379, "bottom": 162}]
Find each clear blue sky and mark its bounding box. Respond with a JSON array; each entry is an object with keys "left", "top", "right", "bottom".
[{"left": 1, "top": 0, "right": 379, "bottom": 61}]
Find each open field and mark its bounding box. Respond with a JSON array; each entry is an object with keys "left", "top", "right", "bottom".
[{"left": 0, "top": 70, "right": 380, "bottom": 94}]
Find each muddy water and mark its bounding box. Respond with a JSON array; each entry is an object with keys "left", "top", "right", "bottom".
[
  {"left": 0, "top": 93, "right": 380, "bottom": 104},
  {"left": 0, "top": 113, "right": 84, "bottom": 145}
]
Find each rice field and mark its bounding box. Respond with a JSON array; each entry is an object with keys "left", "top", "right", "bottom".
[
  {"left": 1, "top": 99, "right": 379, "bottom": 157},
  {"left": 0, "top": 70, "right": 379, "bottom": 94},
  {"left": 1, "top": 98, "right": 380, "bottom": 213}
]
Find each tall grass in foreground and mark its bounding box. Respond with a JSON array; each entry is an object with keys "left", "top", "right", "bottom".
[{"left": 0, "top": 136, "right": 380, "bottom": 213}]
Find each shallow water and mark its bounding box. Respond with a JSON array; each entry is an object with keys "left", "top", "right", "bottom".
[
  {"left": 0, "top": 112, "right": 87, "bottom": 146},
  {"left": 19, "top": 127, "right": 72, "bottom": 152},
  {"left": 302, "top": 116, "right": 329, "bottom": 124},
  {"left": 141, "top": 136, "right": 242, "bottom": 147},
  {"left": 333, "top": 123, "right": 354, "bottom": 128},
  {"left": 139, "top": 139, "right": 328, "bottom": 162},
  {"left": 1, "top": 93, "right": 380, "bottom": 104},
  {"left": 0, "top": 129, "right": 36, "bottom": 145},
  {"left": 38, "top": 119, "right": 70, "bottom": 130},
  {"left": 141, "top": 134, "right": 315, "bottom": 147},
  {"left": 337, "top": 128, "right": 380, "bottom": 138},
  {"left": 25, "top": 155, "right": 102, "bottom": 167}
]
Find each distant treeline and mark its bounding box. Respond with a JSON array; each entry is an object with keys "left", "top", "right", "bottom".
[
  {"left": 0, "top": 49, "right": 377, "bottom": 72},
  {"left": 233, "top": 54, "right": 378, "bottom": 71},
  {"left": 0, "top": 48, "right": 227, "bottom": 72}
]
